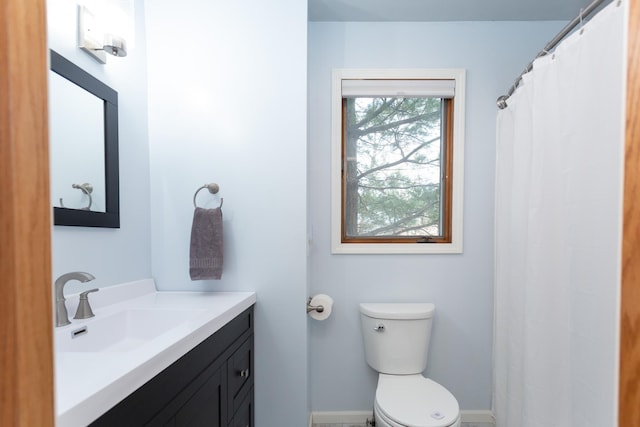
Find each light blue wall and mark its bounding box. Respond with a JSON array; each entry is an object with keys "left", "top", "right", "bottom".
[
  {"left": 307, "top": 20, "right": 565, "bottom": 412},
  {"left": 144, "top": 1, "right": 309, "bottom": 426},
  {"left": 47, "top": 0, "right": 569, "bottom": 422},
  {"left": 47, "top": 0, "right": 152, "bottom": 294}
]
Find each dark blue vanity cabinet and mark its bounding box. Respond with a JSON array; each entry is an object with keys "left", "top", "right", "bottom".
[{"left": 90, "top": 306, "right": 254, "bottom": 427}]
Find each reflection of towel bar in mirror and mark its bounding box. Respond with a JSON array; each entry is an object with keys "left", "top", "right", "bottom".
[
  {"left": 59, "top": 183, "right": 93, "bottom": 211},
  {"left": 193, "top": 183, "right": 223, "bottom": 209}
]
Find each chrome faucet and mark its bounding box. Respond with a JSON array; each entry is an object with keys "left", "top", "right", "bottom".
[{"left": 54, "top": 272, "right": 95, "bottom": 327}]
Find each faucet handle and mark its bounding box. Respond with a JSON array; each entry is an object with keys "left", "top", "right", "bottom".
[{"left": 73, "top": 288, "right": 99, "bottom": 320}]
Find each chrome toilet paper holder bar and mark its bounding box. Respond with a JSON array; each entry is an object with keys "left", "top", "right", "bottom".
[{"left": 306, "top": 298, "right": 325, "bottom": 313}]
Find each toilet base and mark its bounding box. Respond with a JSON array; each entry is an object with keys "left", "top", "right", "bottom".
[{"left": 374, "top": 400, "right": 461, "bottom": 427}]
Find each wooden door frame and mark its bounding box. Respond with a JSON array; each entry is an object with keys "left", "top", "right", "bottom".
[
  {"left": 620, "top": 0, "right": 640, "bottom": 424},
  {"left": 0, "top": 0, "right": 54, "bottom": 426}
]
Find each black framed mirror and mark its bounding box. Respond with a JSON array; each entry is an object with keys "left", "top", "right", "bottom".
[{"left": 50, "top": 50, "right": 120, "bottom": 228}]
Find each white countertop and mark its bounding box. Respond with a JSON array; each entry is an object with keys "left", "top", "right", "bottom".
[{"left": 54, "top": 279, "right": 256, "bottom": 427}]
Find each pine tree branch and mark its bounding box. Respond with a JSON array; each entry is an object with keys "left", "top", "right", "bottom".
[
  {"left": 355, "top": 135, "right": 440, "bottom": 180},
  {"left": 351, "top": 109, "right": 441, "bottom": 138}
]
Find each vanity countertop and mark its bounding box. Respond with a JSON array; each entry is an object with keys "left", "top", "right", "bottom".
[{"left": 54, "top": 279, "right": 256, "bottom": 427}]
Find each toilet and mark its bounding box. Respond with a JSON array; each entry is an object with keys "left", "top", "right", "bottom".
[{"left": 360, "top": 303, "right": 461, "bottom": 427}]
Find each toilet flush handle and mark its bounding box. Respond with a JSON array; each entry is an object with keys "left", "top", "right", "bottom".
[{"left": 374, "top": 324, "right": 385, "bottom": 332}]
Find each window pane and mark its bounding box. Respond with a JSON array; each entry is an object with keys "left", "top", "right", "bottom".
[{"left": 343, "top": 97, "right": 445, "bottom": 239}]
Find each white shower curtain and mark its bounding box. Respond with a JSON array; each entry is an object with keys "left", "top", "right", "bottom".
[{"left": 493, "top": 2, "right": 625, "bottom": 426}]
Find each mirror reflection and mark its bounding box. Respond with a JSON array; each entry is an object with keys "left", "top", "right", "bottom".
[
  {"left": 49, "top": 70, "right": 107, "bottom": 212},
  {"left": 49, "top": 50, "right": 120, "bottom": 228}
]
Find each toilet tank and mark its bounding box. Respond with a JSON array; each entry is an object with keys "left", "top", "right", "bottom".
[{"left": 359, "top": 303, "right": 435, "bottom": 375}]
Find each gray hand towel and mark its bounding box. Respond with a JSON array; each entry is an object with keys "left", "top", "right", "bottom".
[{"left": 189, "top": 207, "right": 223, "bottom": 280}]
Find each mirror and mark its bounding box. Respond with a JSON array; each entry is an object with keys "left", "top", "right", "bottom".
[{"left": 49, "top": 50, "right": 120, "bottom": 228}]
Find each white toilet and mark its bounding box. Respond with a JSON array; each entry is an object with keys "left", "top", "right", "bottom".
[{"left": 360, "top": 303, "right": 461, "bottom": 427}]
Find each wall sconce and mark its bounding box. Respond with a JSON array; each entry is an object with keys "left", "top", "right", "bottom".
[{"left": 77, "top": 2, "right": 134, "bottom": 64}]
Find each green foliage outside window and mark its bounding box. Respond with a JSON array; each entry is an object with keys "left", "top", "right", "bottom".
[{"left": 343, "top": 97, "right": 445, "bottom": 239}]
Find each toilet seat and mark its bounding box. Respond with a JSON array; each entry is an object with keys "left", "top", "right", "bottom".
[{"left": 375, "top": 374, "right": 460, "bottom": 427}]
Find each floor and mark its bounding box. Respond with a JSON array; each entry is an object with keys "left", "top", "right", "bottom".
[{"left": 313, "top": 423, "right": 494, "bottom": 427}]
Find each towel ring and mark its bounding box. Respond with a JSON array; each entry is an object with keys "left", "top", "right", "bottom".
[
  {"left": 59, "top": 183, "right": 93, "bottom": 211},
  {"left": 193, "top": 183, "right": 223, "bottom": 209}
]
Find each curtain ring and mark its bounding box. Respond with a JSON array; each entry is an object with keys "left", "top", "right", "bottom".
[{"left": 579, "top": 8, "right": 585, "bottom": 34}]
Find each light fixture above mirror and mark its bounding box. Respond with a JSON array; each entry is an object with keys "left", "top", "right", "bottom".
[{"left": 77, "top": 1, "right": 134, "bottom": 64}]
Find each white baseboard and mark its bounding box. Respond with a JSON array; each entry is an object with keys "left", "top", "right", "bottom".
[
  {"left": 459, "top": 410, "right": 495, "bottom": 423},
  {"left": 312, "top": 411, "right": 372, "bottom": 424},
  {"left": 311, "top": 410, "right": 495, "bottom": 425}
]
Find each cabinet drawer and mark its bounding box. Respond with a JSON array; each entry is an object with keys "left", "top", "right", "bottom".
[{"left": 227, "top": 337, "right": 253, "bottom": 416}]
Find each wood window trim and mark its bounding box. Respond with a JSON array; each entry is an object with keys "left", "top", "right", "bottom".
[{"left": 340, "top": 98, "right": 454, "bottom": 245}]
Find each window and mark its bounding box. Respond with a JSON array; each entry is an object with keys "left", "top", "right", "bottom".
[{"left": 331, "top": 69, "right": 465, "bottom": 254}]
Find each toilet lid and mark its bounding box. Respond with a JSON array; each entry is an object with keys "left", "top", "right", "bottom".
[{"left": 376, "top": 375, "right": 459, "bottom": 427}]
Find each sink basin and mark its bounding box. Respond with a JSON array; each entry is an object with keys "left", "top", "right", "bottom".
[{"left": 55, "top": 308, "right": 205, "bottom": 353}]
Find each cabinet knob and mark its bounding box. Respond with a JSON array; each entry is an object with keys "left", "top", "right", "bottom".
[{"left": 239, "top": 368, "right": 250, "bottom": 378}]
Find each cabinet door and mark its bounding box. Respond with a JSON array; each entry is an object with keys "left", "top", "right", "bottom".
[
  {"left": 230, "top": 389, "right": 253, "bottom": 427},
  {"left": 173, "top": 368, "right": 224, "bottom": 427},
  {"left": 227, "top": 337, "right": 253, "bottom": 416}
]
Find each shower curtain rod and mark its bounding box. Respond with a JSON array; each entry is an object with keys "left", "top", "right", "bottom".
[{"left": 496, "top": 0, "right": 612, "bottom": 109}]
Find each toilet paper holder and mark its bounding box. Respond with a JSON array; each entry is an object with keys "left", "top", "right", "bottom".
[{"left": 306, "top": 297, "right": 325, "bottom": 313}]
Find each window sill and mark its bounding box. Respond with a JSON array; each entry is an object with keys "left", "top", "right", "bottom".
[{"left": 331, "top": 240, "right": 463, "bottom": 255}]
